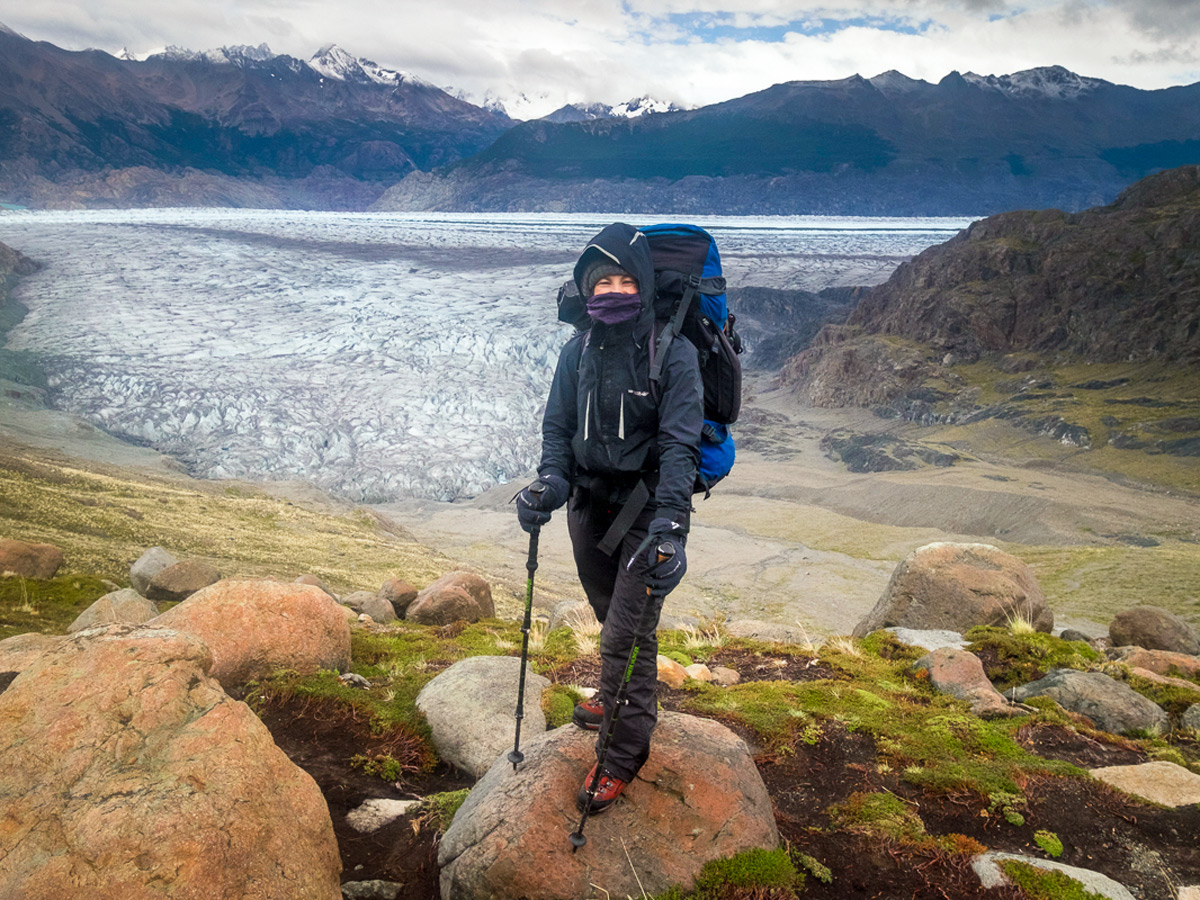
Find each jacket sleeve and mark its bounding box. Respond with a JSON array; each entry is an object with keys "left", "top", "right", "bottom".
[
  {"left": 538, "top": 333, "right": 584, "bottom": 481},
  {"left": 653, "top": 337, "right": 703, "bottom": 529}
]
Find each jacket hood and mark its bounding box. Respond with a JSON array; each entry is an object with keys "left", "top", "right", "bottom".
[{"left": 573, "top": 223, "right": 656, "bottom": 334}]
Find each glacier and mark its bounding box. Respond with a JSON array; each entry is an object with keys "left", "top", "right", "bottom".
[{"left": 1, "top": 209, "right": 971, "bottom": 501}]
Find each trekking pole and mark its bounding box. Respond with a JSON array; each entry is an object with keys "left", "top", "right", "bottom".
[
  {"left": 569, "top": 543, "right": 673, "bottom": 851},
  {"left": 508, "top": 481, "right": 545, "bottom": 771}
]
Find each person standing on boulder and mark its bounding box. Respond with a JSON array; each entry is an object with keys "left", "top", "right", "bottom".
[{"left": 515, "top": 222, "right": 702, "bottom": 813}]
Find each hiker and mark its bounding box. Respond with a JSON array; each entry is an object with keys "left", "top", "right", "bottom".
[{"left": 516, "top": 222, "right": 703, "bottom": 813}]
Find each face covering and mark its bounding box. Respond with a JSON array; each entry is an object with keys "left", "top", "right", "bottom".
[{"left": 586, "top": 291, "right": 641, "bottom": 325}]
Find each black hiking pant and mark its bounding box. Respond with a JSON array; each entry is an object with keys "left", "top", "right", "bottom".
[{"left": 567, "top": 486, "right": 667, "bottom": 783}]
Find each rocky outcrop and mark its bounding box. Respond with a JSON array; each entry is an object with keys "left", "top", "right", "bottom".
[
  {"left": 840, "top": 167, "right": 1200, "bottom": 365},
  {"left": 0, "top": 625, "right": 342, "bottom": 899},
  {"left": 144, "top": 558, "right": 221, "bottom": 603},
  {"left": 1108, "top": 606, "right": 1200, "bottom": 656},
  {"left": 130, "top": 546, "right": 178, "bottom": 596},
  {"left": 853, "top": 542, "right": 1053, "bottom": 638},
  {"left": 415, "top": 655, "right": 548, "bottom": 778},
  {"left": 150, "top": 580, "right": 351, "bottom": 689},
  {"left": 438, "top": 712, "right": 778, "bottom": 900},
  {"left": 1009, "top": 668, "right": 1169, "bottom": 735},
  {"left": 782, "top": 167, "right": 1200, "bottom": 435},
  {"left": 0, "top": 539, "right": 64, "bottom": 579},
  {"left": 405, "top": 571, "right": 494, "bottom": 626},
  {"left": 915, "top": 647, "right": 1027, "bottom": 718},
  {"left": 67, "top": 587, "right": 158, "bottom": 632}
]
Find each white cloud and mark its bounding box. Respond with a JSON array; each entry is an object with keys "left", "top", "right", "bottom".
[{"left": 3, "top": 0, "right": 1197, "bottom": 117}]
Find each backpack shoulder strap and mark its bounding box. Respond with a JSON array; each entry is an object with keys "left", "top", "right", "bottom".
[{"left": 648, "top": 272, "right": 699, "bottom": 383}]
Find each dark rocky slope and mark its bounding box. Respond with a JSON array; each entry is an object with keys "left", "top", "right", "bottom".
[{"left": 780, "top": 166, "right": 1200, "bottom": 485}]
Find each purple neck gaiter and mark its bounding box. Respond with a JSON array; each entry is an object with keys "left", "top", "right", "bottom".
[{"left": 586, "top": 291, "right": 641, "bottom": 325}]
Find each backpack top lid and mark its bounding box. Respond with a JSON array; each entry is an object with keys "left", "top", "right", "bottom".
[{"left": 641, "top": 223, "right": 728, "bottom": 328}]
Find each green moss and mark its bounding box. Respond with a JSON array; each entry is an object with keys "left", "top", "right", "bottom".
[
  {"left": 790, "top": 851, "right": 832, "bottom": 884},
  {"left": 652, "top": 848, "right": 802, "bottom": 900},
  {"left": 421, "top": 788, "right": 470, "bottom": 832},
  {"left": 681, "top": 649, "right": 1076, "bottom": 798},
  {"left": 965, "top": 627, "right": 1100, "bottom": 692},
  {"left": 1034, "top": 829, "right": 1064, "bottom": 858},
  {"left": 0, "top": 575, "right": 112, "bottom": 639},
  {"left": 542, "top": 683, "right": 582, "bottom": 728},
  {"left": 828, "top": 791, "right": 926, "bottom": 843},
  {"left": 664, "top": 649, "right": 694, "bottom": 668},
  {"left": 1000, "top": 860, "right": 1109, "bottom": 900}
]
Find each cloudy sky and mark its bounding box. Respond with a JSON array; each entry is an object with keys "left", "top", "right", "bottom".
[{"left": 3, "top": 0, "right": 1198, "bottom": 118}]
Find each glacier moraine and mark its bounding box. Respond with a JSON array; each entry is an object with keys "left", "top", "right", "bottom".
[{"left": 1, "top": 210, "right": 971, "bottom": 501}]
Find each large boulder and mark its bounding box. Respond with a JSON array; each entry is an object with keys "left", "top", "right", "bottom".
[
  {"left": 416, "top": 655, "right": 548, "bottom": 777},
  {"left": 130, "top": 546, "right": 178, "bottom": 597},
  {"left": 1108, "top": 606, "right": 1200, "bottom": 656},
  {"left": 68, "top": 587, "right": 158, "bottom": 633},
  {"left": 145, "top": 559, "right": 222, "bottom": 603},
  {"left": 0, "top": 539, "right": 63, "bottom": 579},
  {"left": 0, "top": 632, "right": 63, "bottom": 681},
  {"left": 0, "top": 625, "right": 342, "bottom": 899},
  {"left": 406, "top": 571, "right": 494, "bottom": 626},
  {"left": 1009, "top": 668, "right": 1169, "bottom": 735},
  {"left": 853, "top": 542, "right": 1053, "bottom": 638},
  {"left": 150, "top": 580, "right": 351, "bottom": 689},
  {"left": 438, "top": 712, "right": 778, "bottom": 900},
  {"left": 380, "top": 578, "right": 418, "bottom": 617},
  {"left": 915, "top": 648, "right": 1027, "bottom": 718}
]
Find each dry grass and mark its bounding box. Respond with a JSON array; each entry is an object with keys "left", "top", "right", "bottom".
[{"left": 0, "top": 443, "right": 449, "bottom": 595}]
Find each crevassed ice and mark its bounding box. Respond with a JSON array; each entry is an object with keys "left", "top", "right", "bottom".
[{"left": 3, "top": 210, "right": 971, "bottom": 501}]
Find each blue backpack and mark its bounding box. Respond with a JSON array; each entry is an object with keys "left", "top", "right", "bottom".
[
  {"left": 641, "top": 223, "right": 742, "bottom": 495},
  {"left": 555, "top": 223, "right": 744, "bottom": 496}
]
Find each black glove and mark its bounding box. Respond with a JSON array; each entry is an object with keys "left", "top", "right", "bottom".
[
  {"left": 515, "top": 474, "right": 570, "bottom": 533},
  {"left": 643, "top": 517, "right": 687, "bottom": 594}
]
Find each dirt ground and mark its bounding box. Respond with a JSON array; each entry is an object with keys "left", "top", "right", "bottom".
[{"left": 255, "top": 645, "right": 1200, "bottom": 900}]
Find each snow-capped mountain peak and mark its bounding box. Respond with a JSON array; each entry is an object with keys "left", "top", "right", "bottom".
[
  {"left": 962, "top": 66, "right": 1106, "bottom": 99},
  {"left": 539, "top": 95, "right": 683, "bottom": 123},
  {"left": 609, "top": 95, "right": 681, "bottom": 117},
  {"left": 307, "top": 44, "right": 428, "bottom": 87},
  {"left": 148, "top": 43, "right": 276, "bottom": 67}
]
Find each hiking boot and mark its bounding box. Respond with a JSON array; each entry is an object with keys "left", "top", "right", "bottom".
[
  {"left": 576, "top": 764, "right": 627, "bottom": 814},
  {"left": 572, "top": 694, "right": 604, "bottom": 731}
]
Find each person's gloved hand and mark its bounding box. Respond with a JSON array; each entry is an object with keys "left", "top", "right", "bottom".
[
  {"left": 514, "top": 474, "right": 570, "bottom": 533},
  {"left": 643, "top": 517, "right": 687, "bottom": 594}
]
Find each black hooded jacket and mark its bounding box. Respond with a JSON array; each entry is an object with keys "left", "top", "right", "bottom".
[{"left": 538, "top": 223, "right": 703, "bottom": 528}]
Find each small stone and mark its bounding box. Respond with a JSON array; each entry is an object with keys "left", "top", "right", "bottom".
[
  {"left": 1089, "top": 761, "right": 1200, "bottom": 807},
  {"left": 1183, "top": 703, "right": 1200, "bottom": 731},
  {"left": 339, "top": 673, "right": 371, "bottom": 689},
  {"left": 685, "top": 663, "right": 713, "bottom": 682},
  {"left": 345, "top": 799, "right": 422, "bottom": 833},
  {"left": 972, "top": 852, "right": 1135, "bottom": 900},
  {"left": 657, "top": 655, "right": 687, "bottom": 689},
  {"left": 340, "top": 880, "right": 404, "bottom": 900},
  {"left": 711, "top": 666, "right": 741, "bottom": 686},
  {"left": 887, "top": 627, "right": 969, "bottom": 651}
]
